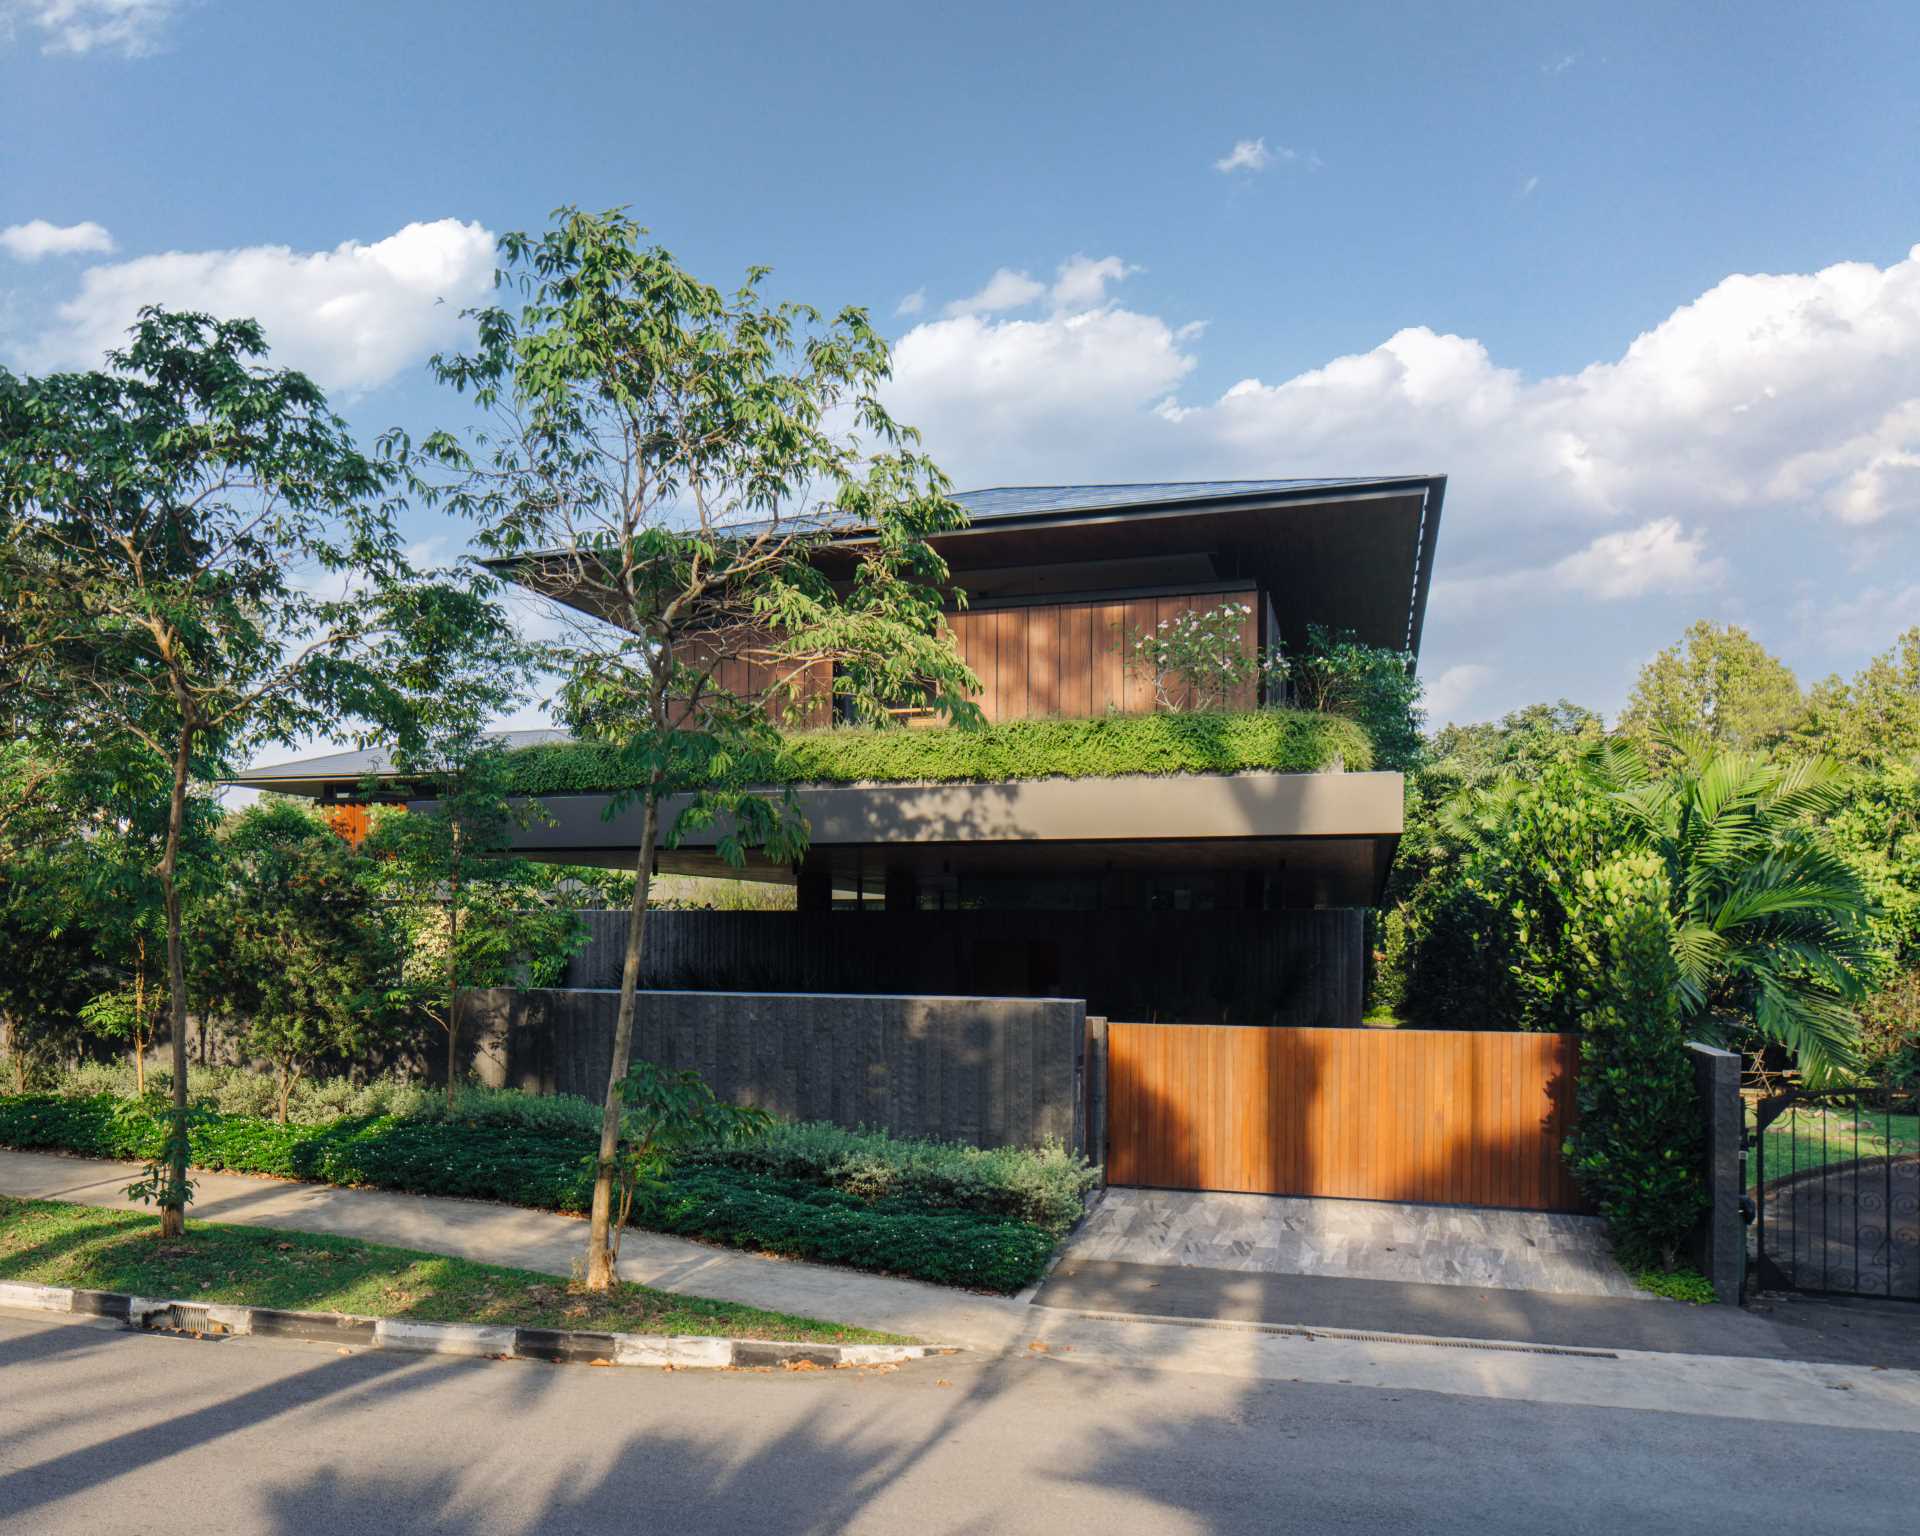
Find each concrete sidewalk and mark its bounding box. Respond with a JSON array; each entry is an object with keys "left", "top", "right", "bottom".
[{"left": 0, "top": 1149, "right": 1032, "bottom": 1352}]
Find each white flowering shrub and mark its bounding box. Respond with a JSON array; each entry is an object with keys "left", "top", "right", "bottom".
[{"left": 1123, "top": 601, "right": 1287, "bottom": 712}]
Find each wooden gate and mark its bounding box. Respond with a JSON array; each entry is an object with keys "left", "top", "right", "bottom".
[{"left": 1106, "top": 1024, "right": 1583, "bottom": 1212}]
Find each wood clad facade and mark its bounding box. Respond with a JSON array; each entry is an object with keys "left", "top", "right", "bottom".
[
  {"left": 691, "top": 585, "right": 1264, "bottom": 726},
  {"left": 1106, "top": 1023, "right": 1584, "bottom": 1212},
  {"left": 946, "top": 588, "right": 1261, "bottom": 722}
]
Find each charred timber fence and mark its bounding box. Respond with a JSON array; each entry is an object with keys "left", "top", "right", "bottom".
[
  {"left": 560, "top": 909, "right": 1364, "bottom": 1027},
  {"left": 455, "top": 987, "right": 1086, "bottom": 1151}
]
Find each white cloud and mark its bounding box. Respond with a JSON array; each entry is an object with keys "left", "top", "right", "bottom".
[
  {"left": 894, "top": 287, "right": 925, "bottom": 317},
  {"left": 17, "top": 218, "right": 497, "bottom": 394},
  {"left": 1518, "top": 175, "right": 1540, "bottom": 200},
  {"left": 889, "top": 306, "right": 1197, "bottom": 478},
  {"left": 1796, "top": 581, "right": 1920, "bottom": 655},
  {"left": 1548, "top": 518, "right": 1726, "bottom": 599},
  {"left": 1049, "top": 254, "right": 1140, "bottom": 311},
  {"left": 1215, "top": 137, "right": 1272, "bottom": 174},
  {"left": 0, "top": 218, "right": 114, "bottom": 260},
  {"left": 1543, "top": 52, "right": 1580, "bottom": 75},
  {"left": 944, "top": 267, "right": 1048, "bottom": 318},
  {"left": 1425, "top": 663, "right": 1491, "bottom": 724},
  {"left": 881, "top": 240, "right": 1920, "bottom": 672},
  {"left": 3, "top": 0, "right": 180, "bottom": 56}
]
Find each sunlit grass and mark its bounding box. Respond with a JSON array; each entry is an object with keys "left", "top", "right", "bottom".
[{"left": 0, "top": 1196, "right": 908, "bottom": 1343}]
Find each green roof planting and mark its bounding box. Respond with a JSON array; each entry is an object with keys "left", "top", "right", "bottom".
[{"left": 499, "top": 709, "right": 1374, "bottom": 796}]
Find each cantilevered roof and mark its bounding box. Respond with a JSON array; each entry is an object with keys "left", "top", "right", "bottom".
[
  {"left": 947, "top": 479, "right": 1410, "bottom": 522},
  {"left": 226, "top": 728, "right": 571, "bottom": 797},
  {"left": 491, "top": 474, "right": 1447, "bottom": 661}
]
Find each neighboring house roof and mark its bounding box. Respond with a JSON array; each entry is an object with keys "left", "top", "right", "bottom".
[{"left": 227, "top": 728, "right": 571, "bottom": 796}]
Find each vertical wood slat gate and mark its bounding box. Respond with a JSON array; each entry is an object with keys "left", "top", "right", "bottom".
[{"left": 1106, "top": 1024, "right": 1584, "bottom": 1213}]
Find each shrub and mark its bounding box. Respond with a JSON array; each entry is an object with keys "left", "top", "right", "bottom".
[
  {"left": 1564, "top": 855, "right": 1708, "bottom": 1271},
  {"left": 500, "top": 708, "right": 1372, "bottom": 795},
  {"left": 683, "top": 1118, "right": 1098, "bottom": 1235},
  {"left": 0, "top": 1080, "right": 1092, "bottom": 1293}
]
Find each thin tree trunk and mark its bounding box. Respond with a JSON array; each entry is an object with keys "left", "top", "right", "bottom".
[
  {"left": 445, "top": 824, "right": 462, "bottom": 1111},
  {"left": 277, "top": 1061, "right": 289, "bottom": 1126},
  {"left": 583, "top": 790, "right": 660, "bottom": 1291},
  {"left": 133, "top": 937, "right": 147, "bottom": 1096},
  {"left": 158, "top": 724, "right": 194, "bottom": 1238}
]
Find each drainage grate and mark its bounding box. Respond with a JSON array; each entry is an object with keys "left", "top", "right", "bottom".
[
  {"left": 145, "top": 1302, "right": 216, "bottom": 1335},
  {"left": 1051, "top": 1308, "right": 1619, "bottom": 1359}
]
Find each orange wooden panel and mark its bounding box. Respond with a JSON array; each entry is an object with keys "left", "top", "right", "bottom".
[{"left": 1105, "top": 1024, "right": 1585, "bottom": 1213}]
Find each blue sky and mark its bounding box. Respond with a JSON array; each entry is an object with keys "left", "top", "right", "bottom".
[{"left": 5, "top": 0, "right": 1919, "bottom": 738}]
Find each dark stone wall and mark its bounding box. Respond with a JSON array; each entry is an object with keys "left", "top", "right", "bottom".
[
  {"left": 1686, "top": 1041, "right": 1746, "bottom": 1304},
  {"left": 561, "top": 909, "right": 1365, "bottom": 1027},
  {"left": 456, "top": 987, "right": 1086, "bottom": 1151}
]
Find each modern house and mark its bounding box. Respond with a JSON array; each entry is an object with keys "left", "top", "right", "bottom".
[{"left": 233, "top": 476, "right": 1442, "bottom": 1028}]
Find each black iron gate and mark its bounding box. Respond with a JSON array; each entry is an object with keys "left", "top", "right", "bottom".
[{"left": 1752, "top": 1077, "right": 1919, "bottom": 1299}]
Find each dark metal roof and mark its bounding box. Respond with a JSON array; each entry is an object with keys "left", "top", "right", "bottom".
[
  {"left": 947, "top": 478, "right": 1420, "bottom": 522},
  {"left": 486, "top": 475, "right": 1447, "bottom": 659}
]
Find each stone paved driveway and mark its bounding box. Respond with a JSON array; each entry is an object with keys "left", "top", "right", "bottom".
[{"left": 1066, "top": 1187, "right": 1649, "bottom": 1299}]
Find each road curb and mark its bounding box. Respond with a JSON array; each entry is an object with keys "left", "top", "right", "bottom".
[{"left": 0, "top": 1281, "right": 958, "bottom": 1371}]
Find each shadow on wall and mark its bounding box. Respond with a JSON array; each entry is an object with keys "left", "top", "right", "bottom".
[{"left": 453, "top": 987, "right": 1086, "bottom": 1152}]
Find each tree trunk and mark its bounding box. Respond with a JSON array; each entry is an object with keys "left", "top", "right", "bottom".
[
  {"left": 133, "top": 938, "right": 147, "bottom": 1096},
  {"left": 276, "top": 1061, "right": 290, "bottom": 1126},
  {"left": 445, "top": 825, "right": 462, "bottom": 1111},
  {"left": 583, "top": 791, "right": 659, "bottom": 1291},
  {"left": 158, "top": 724, "right": 194, "bottom": 1237}
]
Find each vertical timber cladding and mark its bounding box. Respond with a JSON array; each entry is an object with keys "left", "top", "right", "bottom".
[
  {"left": 945, "top": 588, "right": 1259, "bottom": 720},
  {"left": 1107, "top": 1024, "right": 1584, "bottom": 1213}
]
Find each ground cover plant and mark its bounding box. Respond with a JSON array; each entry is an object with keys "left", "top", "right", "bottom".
[
  {"left": 500, "top": 708, "right": 1371, "bottom": 796},
  {"left": 0, "top": 1071, "right": 1096, "bottom": 1293},
  {"left": 0, "top": 1196, "right": 904, "bottom": 1342}
]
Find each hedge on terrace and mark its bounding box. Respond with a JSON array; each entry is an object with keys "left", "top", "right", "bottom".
[{"left": 501, "top": 708, "right": 1373, "bottom": 795}]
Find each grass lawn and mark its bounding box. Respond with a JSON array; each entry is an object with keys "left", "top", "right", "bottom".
[
  {"left": 0, "top": 1196, "right": 908, "bottom": 1344},
  {"left": 1750, "top": 1102, "right": 1919, "bottom": 1182}
]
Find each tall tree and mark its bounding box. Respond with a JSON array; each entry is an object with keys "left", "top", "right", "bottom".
[
  {"left": 0, "top": 310, "right": 505, "bottom": 1232},
  {"left": 1618, "top": 620, "right": 1805, "bottom": 753},
  {"left": 406, "top": 208, "right": 979, "bottom": 1287},
  {"left": 1792, "top": 625, "right": 1920, "bottom": 767}
]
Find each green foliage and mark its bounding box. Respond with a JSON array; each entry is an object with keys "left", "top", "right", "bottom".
[
  {"left": 602, "top": 1059, "right": 771, "bottom": 1263},
  {"left": 193, "top": 801, "right": 408, "bottom": 1120},
  {"left": 0, "top": 1083, "right": 1086, "bottom": 1293},
  {"left": 1789, "top": 626, "right": 1920, "bottom": 768},
  {"left": 1588, "top": 736, "right": 1874, "bottom": 1080},
  {"left": 360, "top": 736, "right": 585, "bottom": 1100},
  {"left": 1618, "top": 620, "right": 1805, "bottom": 756},
  {"left": 1634, "top": 1267, "right": 1718, "bottom": 1304},
  {"left": 1, "top": 308, "right": 519, "bottom": 1225},
  {"left": 1287, "top": 624, "right": 1426, "bottom": 773},
  {"left": 681, "top": 1118, "right": 1099, "bottom": 1234},
  {"left": 502, "top": 708, "right": 1371, "bottom": 795},
  {"left": 1397, "top": 757, "right": 1632, "bottom": 1031},
  {"left": 647, "top": 1168, "right": 1057, "bottom": 1292},
  {"left": 1563, "top": 855, "right": 1709, "bottom": 1271},
  {"left": 1123, "top": 599, "right": 1273, "bottom": 712}
]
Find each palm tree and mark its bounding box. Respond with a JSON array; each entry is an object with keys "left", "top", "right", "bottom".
[{"left": 1584, "top": 734, "right": 1874, "bottom": 1081}]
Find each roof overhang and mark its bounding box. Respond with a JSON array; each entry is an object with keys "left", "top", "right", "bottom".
[
  {"left": 414, "top": 769, "right": 1405, "bottom": 905},
  {"left": 486, "top": 475, "right": 1447, "bottom": 662}
]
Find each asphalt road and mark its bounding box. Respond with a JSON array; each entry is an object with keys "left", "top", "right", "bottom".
[{"left": 3, "top": 1312, "right": 1915, "bottom": 1535}]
